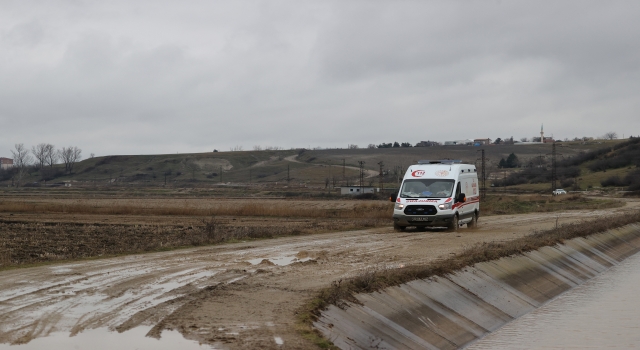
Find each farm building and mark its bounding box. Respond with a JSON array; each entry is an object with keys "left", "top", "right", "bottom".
[
  {"left": 340, "top": 186, "right": 375, "bottom": 195},
  {"left": 473, "top": 138, "right": 492, "bottom": 145},
  {"left": 0, "top": 158, "right": 13, "bottom": 170}
]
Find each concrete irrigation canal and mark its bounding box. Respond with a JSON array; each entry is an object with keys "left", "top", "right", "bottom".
[{"left": 313, "top": 224, "right": 640, "bottom": 349}]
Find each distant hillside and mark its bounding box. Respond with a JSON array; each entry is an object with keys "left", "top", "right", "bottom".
[
  {"left": 496, "top": 137, "right": 640, "bottom": 191},
  {"left": 0, "top": 140, "right": 628, "bottom": 189}
]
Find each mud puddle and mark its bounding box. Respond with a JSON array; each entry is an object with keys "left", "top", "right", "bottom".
[
  {"left": 0, "top": 327, "right": 211, "bottom": 350},
  {"left": 248, "top": 256, "right": 312, "bottom": 266}
]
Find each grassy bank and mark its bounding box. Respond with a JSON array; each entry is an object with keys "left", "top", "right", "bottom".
[{"left": 298, "top": 210, "right": 640, "bottom": 349}]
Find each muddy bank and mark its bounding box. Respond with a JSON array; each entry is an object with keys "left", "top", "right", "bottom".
[
  {"left": 314, "top": 224, "right": 640, "bottom": 349},
  {"left": 0, "top": 218, "right": 384, "bottom": 266}
]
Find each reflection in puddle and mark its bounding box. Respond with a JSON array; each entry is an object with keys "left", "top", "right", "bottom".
[
  {"left": 248, "top": 256, "right": 311, "bottom": 266},
  {"left": 0, "top": 327, "right": 212, "bottom": 350}
]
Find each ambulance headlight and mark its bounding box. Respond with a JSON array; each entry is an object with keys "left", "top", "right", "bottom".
[
  {"left": 394, "top": 203, "right": 404, "bottom": 210},
  {"left": 438, "top": 202, "right": 452, "bottom": 210}
]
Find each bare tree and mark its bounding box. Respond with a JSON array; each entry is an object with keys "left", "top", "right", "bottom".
[
  {"left": 520, "top": 137, "right": 529, "bottom": 142},
  {"left": 603, "top": 132, "right": 618, "bottom": 140},
  {"left": 10, "top": 143, "right": 33, "bottom": 187},
  {"left": 59, "top": 146, "right": 82, "bottom": 174},
  {"left": 44, "top": 144, "right": 58, "bottom": 167},
  {"left": 31, "top": 143, "right": 48, "bottom": 169}
]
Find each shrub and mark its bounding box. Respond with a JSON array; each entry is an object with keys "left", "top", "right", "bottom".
[
  {"left": 40, "top": 167, "right": 64, "bottom": 181},
  {"left": 560, "top": 178, "right": 574, "bottom": 188}
]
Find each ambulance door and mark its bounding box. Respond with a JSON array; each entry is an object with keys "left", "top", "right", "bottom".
[{"left": 454, "top": 181, "right": 464, "bottom": 215}]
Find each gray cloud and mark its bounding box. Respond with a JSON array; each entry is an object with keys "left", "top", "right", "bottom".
[{"left": 1, "top": 0, "right": 639, "bottom": 157}]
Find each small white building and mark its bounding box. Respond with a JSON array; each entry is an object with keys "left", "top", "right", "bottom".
[
  {"left": 0, "top": 158, "right": 13, "bottom": 170},
  {"left": 340, "top": 186, "right": 375, "bottom": 195}
]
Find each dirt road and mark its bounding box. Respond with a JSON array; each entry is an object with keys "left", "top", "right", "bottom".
[{"left": 1, "top": 199, "right": 638, "bottom": 349}]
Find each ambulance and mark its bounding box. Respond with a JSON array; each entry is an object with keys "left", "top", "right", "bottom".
[{"left": 391, "top": 160, "right": 480, "bottom": 231}]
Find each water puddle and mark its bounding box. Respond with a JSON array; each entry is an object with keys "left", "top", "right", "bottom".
[
  {"left": 0, "top": 327, "right": 212, "bottom": 350},
  {"left": 248, "top": 256, "right": 311, "bottom": 266}
]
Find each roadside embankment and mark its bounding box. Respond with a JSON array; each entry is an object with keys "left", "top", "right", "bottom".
[{"left": 311, "top": 218, "right": 640, "bottom": 349}]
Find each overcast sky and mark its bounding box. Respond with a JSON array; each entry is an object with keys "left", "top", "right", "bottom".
[{"left": 2, "top": 0, "right": 639, "bottom": 157}]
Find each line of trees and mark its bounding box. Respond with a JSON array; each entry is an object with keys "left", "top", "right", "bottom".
[
  {"left": 377, "top": 142, "right": 413, "bottom": 148},
  {"left": 5, "top": 143, "right": 82, "bottom": 186}
]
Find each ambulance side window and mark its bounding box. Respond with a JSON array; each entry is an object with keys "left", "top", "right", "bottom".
[{"left": 455, "top": 182, "right": 461, "bottom": 202}]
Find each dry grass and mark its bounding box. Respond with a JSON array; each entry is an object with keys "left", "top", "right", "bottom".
[
  {"left": 297, "top": 210, "right": 640, "bottom": 348},
  {"left": 481, "top": 194, "right": 622, "bottom": 215},
  {"left": 0, "top": 201, "right": 392, "bottom": 219}
]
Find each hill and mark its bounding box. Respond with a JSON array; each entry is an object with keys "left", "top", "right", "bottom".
[
  {"left": 0, "top": 140, "right": 630, "bottom": 192},
  {"left": 495, "top": 137, "right": 640, "bottom": 192}
]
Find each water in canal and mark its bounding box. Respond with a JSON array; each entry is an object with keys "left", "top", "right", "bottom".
[{"left": 467, "top": 251, "right": 640, "bottom": 349}]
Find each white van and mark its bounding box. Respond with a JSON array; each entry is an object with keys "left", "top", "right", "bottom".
[{"left": 391, "top": 160, "right": 480, "bottom": 231}]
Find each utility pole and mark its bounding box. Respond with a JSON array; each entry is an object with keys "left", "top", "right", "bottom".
[
  {"left": 378, "top": 161, "right": 384, "bottom": 192},
  {"left": 546, "top": 142, "right": 562, "bottom": 191},
  {"left": 476, "top": 149, "right": 486, "bottom": 199},
  {"left": 503, "top": 170, "right": 506, "bottom": 194},
  {"left": 551, "top": 142, "right": 557, "bottom": 190},
  {"left": 358, "top": 161, "right": 365, "bottom": 189}
]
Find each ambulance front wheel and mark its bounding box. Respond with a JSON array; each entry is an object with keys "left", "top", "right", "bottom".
[
  {"left": 393, "top": 222, "right": 406, "bottom": 232},
  {"left": 447, "top": 215, "right": 459, "bottom": 232}
]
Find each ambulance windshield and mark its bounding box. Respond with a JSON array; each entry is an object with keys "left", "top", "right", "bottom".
[{"left": 400, "top": 179, "right": 455, "bottom": 198}]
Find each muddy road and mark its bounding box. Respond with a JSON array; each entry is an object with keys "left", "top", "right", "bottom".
[{"left": 1, "top": 199, "right": 638, "bottom": 349}]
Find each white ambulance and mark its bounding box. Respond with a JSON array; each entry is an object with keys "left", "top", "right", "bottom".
[{"left": 391, "top": 160, "right": 480, "bottom": 231}]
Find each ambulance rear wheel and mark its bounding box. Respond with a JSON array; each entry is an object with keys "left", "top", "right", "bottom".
[
  {"left": 393, "top": 223, "right": 406, "bottom": 232},
  {"left": 447, "top": 215, "right": 459, "bottom": 232},
  {"left": 467, "top": 212, "right": 478, "bottom": 229}
]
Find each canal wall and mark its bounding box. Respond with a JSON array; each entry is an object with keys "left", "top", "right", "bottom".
[{"left": 313, "top": 223, "right": 640, "bottom": 349}]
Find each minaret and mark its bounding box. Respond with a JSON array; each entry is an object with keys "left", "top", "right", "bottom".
[{"left": 540, "top": 124, "right": 545, "bottom": 143}]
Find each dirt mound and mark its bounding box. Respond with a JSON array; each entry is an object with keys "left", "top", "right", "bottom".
[{"left": 190, "top": 158, "right": 233, "bottom": 171}]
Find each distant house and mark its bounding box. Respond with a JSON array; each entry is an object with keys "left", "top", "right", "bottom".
[
  {"left": 0, "top": 158, "right": 13, "bottom": 170},
  {"left": 473, "top": 138, "right": 492, "bottom": 145},
  {"left": 532, "top": 136, "right": 555, "bottom": 143},
  {"left": 415, "top": 140, "right": 440, "bottom": 147},
  {"left": 340, "top": 186, "right": 375, "bottom": 195},
  {"left": 444, "top": 139, "right": 474, "bottom": 146}
]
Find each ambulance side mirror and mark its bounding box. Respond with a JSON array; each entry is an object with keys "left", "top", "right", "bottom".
[
  {"left": 457, "top": 193, "right": 466, "bottom": 203},
  {"left": 389, "top": 192, "right": 398, "bottom": 202}
]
